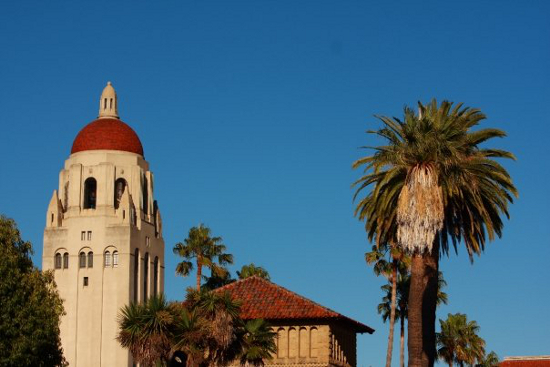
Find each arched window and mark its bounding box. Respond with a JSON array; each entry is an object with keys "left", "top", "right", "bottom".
[
  {"left": 114, "top": 178, "right": 127, "bottom": 209},
  {"left": 104, "top": 251, "right": 111, "bottom": 267},
  {"left": 288, "top": 328, "right": 297, "bottom": 358},
  {"left": 63, "top": 253, "right": 69, "bottom": 269},
  {"left": 87, "top": 251, "right": 94, "bottom": 268},
  {"left": 112, "top": 251, "right": 119, "bottom": 267},
  {"left": 54, "top": 253, "right": 62, "bottom": 269},
  {"left": 143, "top": 252, "right": 149, "bottom": 301},
  {"left": 133, "top": 249, "right": 139, "bottom": 303},
  {"left": 299, "top": 327, "right": 309, "bottom": 357},
  {"left": 277, "top": 328, "right": 287, "bottom": 358},
  {"left": 153, "top": 256, "right": 159, "bottom": 296},
  {"left": 79, "top": 252, "right": 86, "bottom": 268},
  {"left": 310, "top": 327, "right": 318, "bottom": 357},
  {"left": 83, "top": 177, "right": 97, "bottom": 209}
]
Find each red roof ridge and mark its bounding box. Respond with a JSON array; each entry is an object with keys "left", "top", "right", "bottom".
[{"left": 215, "top": 276, "right": 374, "bottom": 334}]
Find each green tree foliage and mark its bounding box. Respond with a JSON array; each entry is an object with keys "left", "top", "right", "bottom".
[
  {"left": 436, "top": 313, "right": 486, "bottom": 367},
  {"left": 0, "top": 215, "right": 66, "bottom": 367},
  {"left": 117, "top": 290, "right": 276, "bottom": 367},
  {"left": 237, "top": 263, "right": 270, "bottom": 280},
  {"left": 353, "top": 100, "right": 517, "bottom": 367},
  {"left": 173, "top": 224, "right": 234, "bottom": 291}
]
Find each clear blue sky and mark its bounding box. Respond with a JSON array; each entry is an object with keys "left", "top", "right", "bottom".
[{"left": 1, "top": 1, "right": 548, "bottom": 365}]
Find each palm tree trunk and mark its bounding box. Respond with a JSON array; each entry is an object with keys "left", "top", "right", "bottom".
[
  {"left": 196, "top": 258, "right": 202, "bottom": 291},
  {"left": 400, "top": 315, "right": 405, "bottom": 367},
  {"left": 407, "top": 243, "right": 439, "bottom": 367},
  {"left": 385, "top": 262, "right": 398, "bottom": 367}
]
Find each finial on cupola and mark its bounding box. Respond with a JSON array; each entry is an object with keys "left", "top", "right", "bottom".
[{"left": 98, "top": 81, "right": 119, "bottom": 119}]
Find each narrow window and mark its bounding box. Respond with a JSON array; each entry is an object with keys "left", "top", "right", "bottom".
[
  {"left": 54, "top": 253, "right": 62, "bottom": 269},
  {"left": 63, "top": 253, "right": 69, "bottom": 269},
  {"left": 81, "top": 231, "right": 86, "bottom": 241},
  {"left": 87, "top": 231, "right": 92, "bottom": 241},
  {"left": 113, "top": 251, "right": 119, "bottom": 267},
  {"left": 63, "top": 182, "right": 69, "bottom": 211},
  {"left": 143, "top": 252, "right": 149, "bottom": 301},
  {"left": 110, "top": 98, "right": 113, "bottom": 109},
  {"left": 79, "top": 252, "right": 86, "bottom": 268},
  {"left": 83, "top": 178, "right": 97, "bottom": 209},
  {"left": 104, "top": 251, "right": 111, "bottom": 267},
  {"left": 114, "top": 178, "right": 127, "bottom": 209},
  {"left": 146, "top": 236, "right": 150, "bottom": 247},
  {"left": 83, "top": 277, "right": 89, "bottom": 286},
  {"left": 104, "top": 98, "right": 107, "bottom": 109},
  {"left": 87, "top": 251, "right": 94, "bottom": 268},
  {"left": 153, "top": 256, "right": 159, "bottom": 296},
  {"left": 51, "top": 213, "right": 54, "bottom": 224},
  {"left": 133, "top": 249, "right": 139, "bottom": 303},
  {"left": 142, "top": 176, "right": 148, "bottom": 215}
]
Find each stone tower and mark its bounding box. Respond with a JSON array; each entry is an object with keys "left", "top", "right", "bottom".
[{"left": 43, "top": 82, "right": 165, "bottom": 366}]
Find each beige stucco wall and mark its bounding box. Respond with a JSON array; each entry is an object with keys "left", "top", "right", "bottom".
[
  {"left": 43, "top": 149, "right": 165, "bottom": 367},
  {"left": 233, "top": 321, "right": 357, "bottom": 367}
]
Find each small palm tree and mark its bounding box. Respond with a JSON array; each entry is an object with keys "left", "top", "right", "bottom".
[
  {"left": 173, "top": 224, "right": 234, "bottom": 291},
  {"left": 436, "top": 313, "right": 486, "bottom": 367},
  {"left": 476, "top": 351, "right": 499, "bottom": 367},
  {"left": 117, "top": 294, "right": 173, "bottom": 366},
  {"left": 237, "top": 263, "right": 271, "bottom": 280},
  {"left": 238, "top": 319, "right": 277, "bottom": 367},
  {"left": 367, "top": 243, "right": 409, "bottom": 367},
  {"left": 354, "top": 100, "right": 517, "bottom": 367}
]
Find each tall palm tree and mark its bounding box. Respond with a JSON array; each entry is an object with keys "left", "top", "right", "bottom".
[
  {"left": 353, "top": 100, "right": 517, "bottom": 367},
  {"left": 436, "top": 313, "right": 486, "bottom": 367},
  {"left": 237, "top": 263, "right": 271, "bottom": 280},
  {"left": 366, "top": 243, "right": 409, "bottom": 367},
  {"left": 174, "top": 224, "right": 234, "bottom": 291},
  {"left": 378, "top": 271, "right": 447, "bottom": 367}
]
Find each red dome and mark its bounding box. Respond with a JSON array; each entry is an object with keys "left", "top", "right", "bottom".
[{"left": 71, "top": 118, "right": 144, "bottom": 156}]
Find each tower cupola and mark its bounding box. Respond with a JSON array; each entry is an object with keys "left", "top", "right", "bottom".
[{"left": 98, "top": 81, "right": 119, "bottom": 119}]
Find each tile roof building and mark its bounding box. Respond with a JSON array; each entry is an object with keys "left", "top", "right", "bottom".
[
  {"left": 216, "top": 276, "right": 374, "bottom": 367},
  {"left": 500, "top": 356, "right": 550, "bottom": 367}
]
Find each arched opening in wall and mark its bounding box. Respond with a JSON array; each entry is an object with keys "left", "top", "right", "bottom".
[
  {"left": 143, "top": 252, "right": 149, "bottom": 301},
  {"left": 153, "top": 256, "right": 159, "bottom": 297},
  {"left": 63, "top": 253, "right": 69, "bottom": 269},
  {"left": 142, "top": 175, "right": 148, "bottom": 215},
  {"left": 54, "top": 253, "right": 62, "bottom": 269},
  {"left": 288, "top": 327, "right": 297, "bottom": 358},
  {"left": 113, "top": 251, "right": 119, "bottom": 267},
  {"left": 133, "top": 249, "right": 139, "bottom": 303},
  {"left": 83, "top": 177, "right": 97, "bottom": 209},
  {"left": 299, "top": 327, "right": 309, "bottom": 358},
  {"left": 79, "top": 252, "right": 86, "bottom": 268},
  {"left": 310, "top": 327, "right": 318, "bottom": 358},
  {"left": 87, "top": 251, "right": 94, "bottom": 268},
  {"left": 277, "top": 328, "right": 287, "bottom": 358},
  {"left": 104, "top": 251, "right": 111, "bottom": 267},
  {"left": 114, "top": 178, "right": 127, "bottom": 209}
]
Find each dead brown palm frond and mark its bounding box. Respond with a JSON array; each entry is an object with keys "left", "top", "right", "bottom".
[{"left": 396, "top": 165, "right": 444, "bottom": 254}]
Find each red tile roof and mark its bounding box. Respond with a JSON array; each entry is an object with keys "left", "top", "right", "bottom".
[
  {"left": 215, "top": 276, "right": 374, "bottom": 334},
  {"left": 500, "top": 357, "right": 550, "bottom": 367},
  {"left": 71, "top": 118, "right": 144, "bottom": 156}
]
